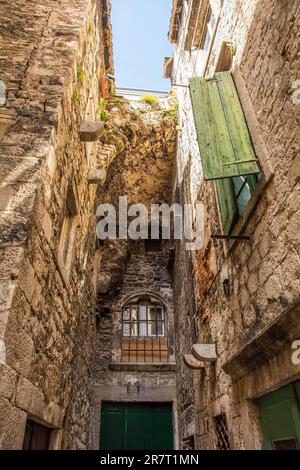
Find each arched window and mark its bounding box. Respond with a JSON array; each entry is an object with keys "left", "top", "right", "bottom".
[{"left": 121, "top": 296, "right": 168, "bottom": 364}]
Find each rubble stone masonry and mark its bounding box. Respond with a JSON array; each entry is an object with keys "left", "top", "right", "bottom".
[{"left": 0, "top": 0, "right": 112, "bottom": 449}]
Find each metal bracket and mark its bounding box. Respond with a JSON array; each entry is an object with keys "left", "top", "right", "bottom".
[
  {"left": 212, "top": 234, "right": 251, "bottom": 241},
  {"left": 223, "top": 159, "right": 258, "bottom": 166}
]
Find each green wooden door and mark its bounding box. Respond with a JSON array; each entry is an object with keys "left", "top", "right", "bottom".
[
  {"left": 257, "top": 381, "right": 300, "bottom": 450},
  {"left": 100, "top": 403, "right": 174, "bottom": 450}
]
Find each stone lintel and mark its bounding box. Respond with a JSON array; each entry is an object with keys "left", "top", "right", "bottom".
[{"left": 223, "top": 300, "right": 300, "bottom": 381}]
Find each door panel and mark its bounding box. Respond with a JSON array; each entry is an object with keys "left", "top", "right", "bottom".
[
  {"left": 151, "top": 407, "right": 173, "bottom": 450},
  {"left": 257, "top": 382, "right": 300, "bottom": 450},
  {"left": 100, "top": 402, "right": 173, "bottom": 450}
]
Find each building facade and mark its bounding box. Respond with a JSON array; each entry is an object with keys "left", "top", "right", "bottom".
[
  {"left": 0, "top": 0, "right": 114, "bottom": 450},
  {"left": 0, "top": 0, "right": 178, "bottom": 450},
  {"left": 167, "top": 0, "right": 300, "bottom": 450}
]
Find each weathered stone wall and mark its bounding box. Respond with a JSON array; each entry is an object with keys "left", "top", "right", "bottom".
[
  {"left": 0, "top": 0, "right": 112, "bottom": 449},
  {"left": 94, "top": 242, "right": 177, "bottom": 449},
  {"left": 171, "top": 0, "right": 300, "bottom": 449}
]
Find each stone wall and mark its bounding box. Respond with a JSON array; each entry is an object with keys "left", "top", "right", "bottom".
[
  {"left": 0, "top": 0, "right": 112, "bottom": 449},
  {"left": 170, "top": 0, "right": 300, "bottom": 449},
  {"left": 94, "top": 242, "right": 177, "bottom": 449}
]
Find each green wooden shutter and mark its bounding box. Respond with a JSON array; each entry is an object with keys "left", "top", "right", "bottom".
[
  {"left": 190, "top": 72, "right": 260, "bottom": 180},
  {"left": 216, "top": 178, "right": 237, "bottom": 235}
]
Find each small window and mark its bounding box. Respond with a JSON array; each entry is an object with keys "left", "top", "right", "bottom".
[
  {"left": 232, "top": 174, "right": 260, "bottom": 216},
  {"left": 214, "top": 414, "right": 230, "bottom": 450},
  {"left": 122, "top": 303, "right": 165, "bottom": 338},
  {"left": 22, "top": 420, "right": 51, "bottom": 450},
  {"left": 121, "top": 298, "right": 168, "bottom": 364},
  {"left": 201, "top": 6, "right": 216, "bottom": 51}
]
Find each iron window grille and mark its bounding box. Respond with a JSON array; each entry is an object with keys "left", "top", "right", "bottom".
[
  {"left": 122, "top": 303, "right": 165, "bottom": 338},
  {"left": 214, "top": 414, "right": 230, "bottom": 450},
  {"left": 121, "top": 301, "right": 168, "bottom": 364}
]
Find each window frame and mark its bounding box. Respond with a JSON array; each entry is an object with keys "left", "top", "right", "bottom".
[
  {"left": 122, "top": 302, "right": 166, "bottom": 339},
  {"left": 200, "top": 5, "right": 216, "bottom": 51}
]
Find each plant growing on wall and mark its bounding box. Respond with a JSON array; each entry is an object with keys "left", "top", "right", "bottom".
[
  {"left": 72, "top": 88, "right": 81, "bottom": 103},
  {"left": 163, "top": 93, "right": 178, "bottom": 121},
  {"left": 97, "top": 98, "right": 110, "bottom": 122},
  {"left": 77, "top": 66, "right": 84, "bottom": 83},
  {"left": 140, "top": 95, "right": 160, "bottom": 108}
]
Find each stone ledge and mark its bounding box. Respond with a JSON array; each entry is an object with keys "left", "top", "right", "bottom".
[
  {"left": 109, "top": 363, "right": 177, "bottom": 372},
  {"left": 223, "top": 299, "right": 300, "bottom": 381}
]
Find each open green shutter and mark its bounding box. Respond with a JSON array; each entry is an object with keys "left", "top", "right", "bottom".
[
  {"left": 216, "top": 178, "right": 236, "bottom": 235},
  {"left": 190, "top": 72, "right": 260, "bottom": 180}
]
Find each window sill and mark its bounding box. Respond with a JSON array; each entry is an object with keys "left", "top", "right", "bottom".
[{"left": 109, "top": 363, "right": 177, "bottom": 372}]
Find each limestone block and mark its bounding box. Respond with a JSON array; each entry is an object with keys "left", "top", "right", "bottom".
[
  {"left": 0, "top": 246, "right": 24, "bottom": 281},
  {"left": 0, "top": 397, "right": 27, "bottom": 450},
  {"left": 0, "top": 212, "right": 29, "bottom": 245},
  {"left": 0, "top": 363, "right": 17, "bottom": 400},
  {"left": 18, "top": 258, "right": 35, "bottom": 303},
  {"left": 0, "top": 157, "right": 42, "bottom": 184},
  {"left": 247, "top": 272, "right": 259, "bottom": 295},
  {"left": 238, "top": 286, "right": 249, "bottom": 311},
  {"left": 87, "top": 169, "right": 107, "bottom": 185},
  {"left": 0, "top": 183, "right": 36, "bottom": 216},
  {"left": 0, "top": 280, "right": 16, "bottom": 312},
  {"left": 41, "top": 208, "right": 53, "bottom": 245},
  {"left": 0, "top": 186, "right": 15, "bottom": 211},
  {"left": 4, "top": 317, "right": 34, "bottom": 377},
  {"left": 264, "top": 273, "right": 282, "bottom": 300},
  {"left": 43, "top": 401, "right": 64, "bottom": 428},
  {"left": 242, "top": 304, "right": 257, "bottom": 329},
  {"left": 15, "top": 377, "right": 44, "bottom": 417},
  {"left": 49, "top": 429, "right": 63, "bottom": 450}
]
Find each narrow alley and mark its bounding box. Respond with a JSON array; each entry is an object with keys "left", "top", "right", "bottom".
[{"left": 0, "top": 0, "right": 299, "bottom": 453}]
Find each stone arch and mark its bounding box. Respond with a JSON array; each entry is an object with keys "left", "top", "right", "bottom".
[{"left": 121, "top": 290, "right": 170, "bottom": 311}]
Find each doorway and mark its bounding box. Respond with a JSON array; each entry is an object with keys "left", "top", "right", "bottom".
[
  {"left": 100, "top": 402, "right": 174, "bottom": 450},
  {"left": 257, "top": 381, "right": 300, "bottom": 450}
]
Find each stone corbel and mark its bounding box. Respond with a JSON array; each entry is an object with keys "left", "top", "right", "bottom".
[
  {"left": 191, "top": 344, "right": 217, "bottom": 363},
  {"left": 79, "top": 120, "right": 105, "bottom": 142},
  {"left": 184, "top": 354, "right": 208, "bottom": 370},
  {"left": 87, "top": 169, "right": 107, "bottom": 185}
]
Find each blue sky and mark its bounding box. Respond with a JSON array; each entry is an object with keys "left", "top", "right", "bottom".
[{"left": 111, "top": 0, "right": 173, "bottom": 91}]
